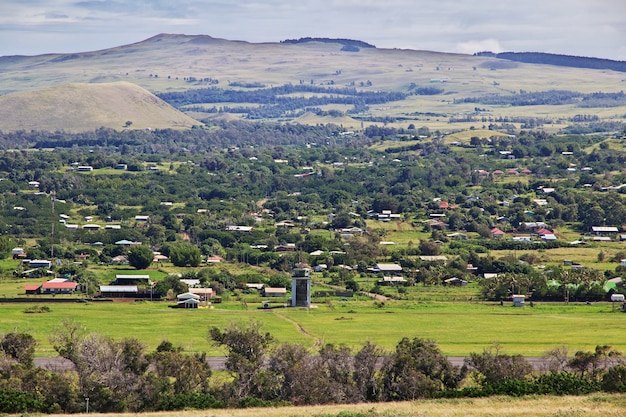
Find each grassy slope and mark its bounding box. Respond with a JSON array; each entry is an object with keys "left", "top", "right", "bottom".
[
  {"left": 1, "top": 34, "right": 626, "bottom": 131},
  {"left": 0, "top": 81, "right": 199, "bottom": 132}
]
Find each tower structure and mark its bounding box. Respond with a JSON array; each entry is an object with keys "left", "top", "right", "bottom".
[{"left": 291, "top": 265, "right": 311, "bottom": 307}]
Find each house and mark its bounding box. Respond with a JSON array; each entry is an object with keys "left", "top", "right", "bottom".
[
  {"left": 114, "top": 274, "right": 151, "bottom": 285},
  {"left": 276, "top": 243, "right": 296, "bottom": 252},
  {"left": 77, "top": 166, "right": 93, "bottom": 172},
  {"left": 153, "top": 254, "right": 168, "bottom": 263},
  {"left": 176, "top": 292, "right": 200, "bottom": 308},
  {"left": 180, "top": 279, "right": 200, "bottom": 287},
  {"left": 592, "top": 226, "right": 619, "bottom": 234},
  {"left": 135, "top": 215, "right": 150, "bottom": 222},
  {"left": 189, "top": 288, "right": 213, "bottom": 300},
  {"left": 419, "top": 255, "right": 448, "bottom": 262},
  {"left": 99, "top": 285, "right": 139, "bottom": 298},
  {"left": 11, "top": 247, "right": 26, "bottom": 259},
  {"left": 116, "top": 164, "right": 128, "bottom": 170},
  {"left": 372, "top": 263, "right": 403, "bottom": 274},
  {"left": 379, "top": 276, "right": 407, "bottom": 286},
  {"left": 110, "top": 255, "right": 128, "bottom": 264},
  {"left": 206, "top": 256, "right": 223, "bottom": 263},
  {"left": 444, "top": 277, "right": 468, "bottom": 286},
  {"left": 29, "top": 259, "right": 51, "bottom": 269},
  {"left": 42, "top": 279, "right": 78, "bottom": 294},
  {"left": 490, "top": 227, "right": 506, "bottom": 238},
  {"left": 263, "top": 287, "right": 287, "bottom": 297},
  {"left": 226, "top": 225, "right": 253, "bottom": 232},
  {"left": 105, "top": 225, "right": 122, "bottom": 230},
  {"left": 115, "top": 239, "right": 138, "bottom": 245},
  {"left": 24, "top": 284, "right": 42, "bottom": 294},
  {"left": 82, "top": 224, "right": 101, "bottom": 231},
  {"left": 20, "top": 269, "right": 54, "bottom": 278},
  {"left": 246, "top": 283, "right": 265, "bottom": 291}
]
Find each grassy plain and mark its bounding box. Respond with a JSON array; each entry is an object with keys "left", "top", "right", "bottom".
[
  {"left": 40, "top": 394, "right": 626, "bottom": 417},
  {"left": 2, "top": 296, "right": 625, "bottom": 357}
]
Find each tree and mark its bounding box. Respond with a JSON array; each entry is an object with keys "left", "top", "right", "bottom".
[
  {"left": 381, "top": 337, "right": 463, "bottom": 400},
  {"left": 128, "top": 245, "right": 154, "bottom": 270},
  {"left": 466, "top": 343, "right": 533, "bottom": 385},
  {"left": 154, "top": 274, "right": 188, "bottom": 298},
  {"left": 168, "top": 242, "right": 202, "bottom": 267},
  {"left": 1, "top": 332, "right": 36, "bottom": 367},
  {"left": 208, "top": 321, "right": 274, "bottom": 401}
]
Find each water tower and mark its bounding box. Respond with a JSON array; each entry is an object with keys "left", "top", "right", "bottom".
[{"left": 291, "top": 265, "right": 311, "bottom": 307}]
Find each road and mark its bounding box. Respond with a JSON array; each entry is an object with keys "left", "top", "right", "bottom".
[{"left": 34, "top": 356, "right": 551, "bottom": 372}]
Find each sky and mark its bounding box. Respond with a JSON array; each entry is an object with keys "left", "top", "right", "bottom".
[{"left": 2, "top": 0, "right": 626, "bottom": 60}]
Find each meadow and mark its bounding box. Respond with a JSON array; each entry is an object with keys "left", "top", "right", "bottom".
[{"left": 2, "top": 295, "right": 624, "bottom": 358}]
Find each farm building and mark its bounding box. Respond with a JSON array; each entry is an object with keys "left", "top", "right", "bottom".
[
  {"left": 264, "top": 287, "right": 287, "bottom": 297},
  {"left": 99, "top": 285, "right": 139, "bottom": 298},
  {"left": 189, "top": 287, "right": 213, "bottom": 301},
  {"left": 114, "top": 274, "right": 151, "bottom": 285},
  {"left": 176, "top": 292, "right": 200, "bottom": 308},
  {"left": 371, "top": 263, "right": 403, "bottom": 274},
  {"left": 28, "top": 259, "right": 52, "bottom": 269},
  {"left": 379, "top": 276, "right": 407, "bottom": 286}
]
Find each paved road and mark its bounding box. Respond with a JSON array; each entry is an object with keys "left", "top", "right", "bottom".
[{"left": 34, "top": 356, "right": 550, "bottom": 372}]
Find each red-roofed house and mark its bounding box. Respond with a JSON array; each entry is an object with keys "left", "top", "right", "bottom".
[
  {"left": 490, "top": 227, "right": 506, "bottom": 238},
  {"left": 42, "top": 281, "right": 78, "bottom": 294},
  {"left": 24, "top": 284, "right": 41, "bottom": 294},
  {"left": 535, "top": 228, "right": 553, "bottom": 236}
]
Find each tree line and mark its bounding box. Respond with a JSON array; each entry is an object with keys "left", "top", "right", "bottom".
[{"left": 1, "top": 322, "right": 625, "bottom": 413}]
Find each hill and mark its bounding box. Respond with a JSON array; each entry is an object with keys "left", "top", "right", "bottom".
[
  {"left": 0, "top": 81, "right": 199, "bottom": 132},
  {"left": 1, "top": 33, "right": 626, "bottom": 132}
]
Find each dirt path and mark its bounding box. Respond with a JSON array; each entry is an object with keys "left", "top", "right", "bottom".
[{"left": 273, "top": 310, "right": 322, "bottom": 347}]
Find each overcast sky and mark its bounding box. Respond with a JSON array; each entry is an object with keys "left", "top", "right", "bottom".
[{"left": 2, "top": 0, "right": 626, "bottom": 60}]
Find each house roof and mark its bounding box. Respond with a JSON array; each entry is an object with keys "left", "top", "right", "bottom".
[
  {"left": 419, "top": 255, "right": 448, "bottom": 261},
  {"left": 189, "top": 288, "right": 213, "bottom": 296},
  {"left": 116, "top": 274, "right": 150, "bottom": 280},
  {"left": 592, "top": 226, "right": 619, "bottom": 232},
  {"left": 100, "top": 285, "right": 138, "bottom": 293},
  {"left": 264, "top": 287, "right": 287, "bottom": 294},
  {"left": 24, "top": 284, "right": 41, "bottom": 291},
  {"left": 177, "top": 292, "right": 200, "bottom": 300},
  {"left": 375, "top": 263, "right": 403, "bottom": 272},
  {"left": 42, "top": 281, "right": 78, "bottom": 290}
]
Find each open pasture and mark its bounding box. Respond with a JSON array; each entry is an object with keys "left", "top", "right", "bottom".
[{"left": 1, "top": 298, "right": 624, "bottom": 358}]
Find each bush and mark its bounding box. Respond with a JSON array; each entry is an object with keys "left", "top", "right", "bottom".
[{"left": 602, "top": 365, "right": 626, "bottom": 392}]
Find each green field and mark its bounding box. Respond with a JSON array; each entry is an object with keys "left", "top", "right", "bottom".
[{"left": 2, "top": 298, "right": 624, "bottom": 358}]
